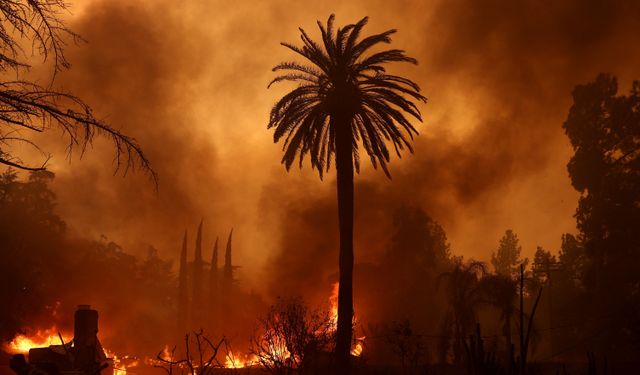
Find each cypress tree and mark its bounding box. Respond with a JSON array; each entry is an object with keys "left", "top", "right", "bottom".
[
  {"left": 192, "top": 219, "right": 204, "bottom": 328},
  {"left": 224, "top": 228, "right": 233, "bottom": 287},
  {"left": 208, "top": 237, "right": 219, "bottom": 331},
  {"left": 177, "top": 230, "right": 188, "bottom": 335}
]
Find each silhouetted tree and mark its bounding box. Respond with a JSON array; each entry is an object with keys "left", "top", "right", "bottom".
[
  {"left": 0, "top": 1, "right": 154, "bottom": 181},
  {"left": 221, "top": 229, "right": 234, "bottom": 321},
  {"left": 268, "top": 15, "right": 426, "bottom": 371},
  {"left": 0, "top": 169, "right": 64, "bottom": 337},
  {"left": 0, "top": 170, "right": 174, "bottom": 350},
  {"left": 250, "top": 297, "right": 334, "bottom": 375},
  {"left": 223, "top": 229, "right": 233, "bottom": 289},
  {"left": 208, "top": 237, "right": 219, "bottom": 331},
  {"left": 491, "top": 229, "right": 528, "bottom": 279},
  {"left": 531, "top": 247, "right": 556, "bottom": 286},
  {"left": 438, "top": 260, "right": 486, "bottom": 363},
  {"left": 385, "top": 206, "right": 451, "bottom": 271},
  {"left": 478, "top": 273, "right": 517, "bottom": 364},
  {"left": 557, "top": 234, "right": 585, "bottom": 288},
  {"left": 177, "top": 231, "right": 188, "bottom": 335},
  {"left": 563, "top": 73, "right": 640, "bottom": 358},
  {"left": 192, "top": 220, "right": 204, "bottom": 328}
]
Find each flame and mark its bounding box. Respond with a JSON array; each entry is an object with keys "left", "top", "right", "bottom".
[
  {"left": 329, "top": 282, "right": 366, "bottom": 357},
  {"left": 351, "top": 336, "right": 365, "bottom": 357},
  {"left": 4, "top": 284, "right": 364, "bottom": 372},
  {"left": 330, "top": 282, "right": 339, "bottom": 328},
  {"left": 160, "top": 345, "right": 172, "bottom": 361},
  {"left": 104, "top": 348, "right": 139, "bottom": 375},
  {"left": 2, "top": 327, "right": 71, "bottom": 354},
  {"left": 224, "top": 351, "right": 258, "bottom": 368}
]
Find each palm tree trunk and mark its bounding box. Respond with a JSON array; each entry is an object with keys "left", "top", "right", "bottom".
[{"left": 334, "top": 116, "right": 354, "bottom": 374}]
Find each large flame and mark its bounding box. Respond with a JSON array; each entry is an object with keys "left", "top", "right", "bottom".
[
  {"left": 4, "top": 284, "right": 363, "bottom": 372},
  {"left": 2, "top": 328, "right": 136, "bottom": 375},
  {"left": 2, "top": 327, "right": 72, "bottom": 354},
  {"left": 330, "top": 281, "right": 339, "bottom": 328}
]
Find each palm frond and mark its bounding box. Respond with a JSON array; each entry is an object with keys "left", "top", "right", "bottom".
[{"left": 269, "top": 15, "right": 425, "bottom": 179}]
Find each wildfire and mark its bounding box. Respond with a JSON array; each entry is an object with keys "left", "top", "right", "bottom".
[
  {"left": 4, "top": 284, "right": 364, "bottom": 373},
  {"left": 224, "top": 351, "right": 259, "bottom": 368},
  {"left": 160, "top": 344, "right": 173, "bottom": 361},
  {"left": 329, "top": 282, "right": 366, "bottom": 357},
  {"left": 330, "top": 282, "right": 339, "bottom": 328},
  {"left": 2, "top": 327, "right": 71, "bottom": 354},
  {"left": 351, "top": 336, "right": 366, "bottom": 357},
  {"left": 104, "top": 348, "right": 139, "bottom": 375}
]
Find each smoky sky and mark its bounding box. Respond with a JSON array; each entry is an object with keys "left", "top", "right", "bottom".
[{"left": 32, "top": 0, "right": 640, "bottom": 298}]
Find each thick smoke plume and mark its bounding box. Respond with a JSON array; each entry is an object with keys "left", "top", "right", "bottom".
[{"left": 32, "top": 0, "right": 640, "bottom": 303}]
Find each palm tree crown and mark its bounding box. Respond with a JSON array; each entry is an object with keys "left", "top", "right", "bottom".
[{"left": 268, "top": 14, "right": 426, "bottom": 178}]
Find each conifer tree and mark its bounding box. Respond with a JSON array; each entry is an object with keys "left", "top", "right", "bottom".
[
  {"left": 491, "top": 229, "right": 529, "bottom": 279},
  {"left": 192, "top": 220, "right": 204, "bottom": 327},
  {"left": 177, "top": 231, "right": 188, "bottom": 334},
  {"left": 224, "top": 229, "right": 234, "bottom": 287},
  {"left": 208, "top": 237, "right": 219, "bottom": 330}
]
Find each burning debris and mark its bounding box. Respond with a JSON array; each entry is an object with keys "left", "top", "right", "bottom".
[{"left": 8, "top": 305, "right": 112, "bottom": 375}]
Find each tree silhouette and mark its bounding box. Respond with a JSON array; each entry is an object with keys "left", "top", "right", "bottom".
[
  {"left": 268, "top": 15, "right": 425, "bottom": 371},
  {"left": 478, "top": 273, "right": 517, "bottom": 364},
  {"left": 563, "top": 74, "right": 640, "bottom": 357},
  {"left": 491, "top": 229, "right": 528, "bottom": 279},
  {"left": 208, "top": 236, "right": 219, "bottom": 332},
  {"left": 192, "top": 220, "right": 204, "bottom": 328},
  {"left": 177, "top": 231, "right": 188, "bottom": 335},
  {"left": 437, "top": 260, "right": 486, "bottom": 364},
  {"left": 0, "top": 1, "right": 154, "bottom": 181}
]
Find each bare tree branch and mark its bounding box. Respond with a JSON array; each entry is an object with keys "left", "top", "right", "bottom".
[{"left": 0, "top": 1, "right": 157, "bottom": 186}]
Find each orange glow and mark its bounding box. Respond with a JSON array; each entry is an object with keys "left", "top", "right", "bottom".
[
  {"left": 103, "top": 348, "right": 139, "bottom": 375},
  {"left": 3, "top": 327, "right": 71, "bottom": 354},
  {"left": 4, "top": 283, "right": 363, "bottom": 372},
  {"left": 351, "top": 336, "right": 365, "bottom": 357},
  {"left": 330, "top": 282, "right": 339, "bottom": 328},
  {"left": 329, "top": 282, "right": 366, "bottom": 357},
  {"left": 224, "top": 351, "right": 259, "bottom": 368}
]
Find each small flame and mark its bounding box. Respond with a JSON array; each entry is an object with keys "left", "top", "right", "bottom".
[
  {"left": 351, "top": 336, "right": 365, "bottom": 357},
  {"left": 224, "top": 351, "right": 258, "bottom": 368},
  {"left": 160, "top": 345, "right": 172, "bottom": 361},
  {"left": 104, "top": 348, "right": 139, "bottom": 375},
  {"left": 3, "top": 327, "right": 71, "bottom": 354}
]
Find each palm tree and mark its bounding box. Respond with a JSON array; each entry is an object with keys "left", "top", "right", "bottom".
[
  {"left": 437, "top": 260, "right": 486, "bottom": 363},
  {"left": 478, "top": 273, "right": 517, "bottom": 365},
  {"left": 268, "top": 15, "right": 426, "bottom": 370}
]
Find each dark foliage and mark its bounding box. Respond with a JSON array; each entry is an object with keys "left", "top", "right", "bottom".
[
  {"left": 0, "top": 169, "right": 172, "bottom": 353},
  {"left": 563, "top": 74, "right": 640, "bottom": 359}
]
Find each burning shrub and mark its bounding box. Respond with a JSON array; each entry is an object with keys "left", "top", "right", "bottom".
[
  {"left": 151, "top": 330, "right": 225, "bottom": 375},
  {"left": 250, "top": 297, "right": 334, "bottom": 374}
]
